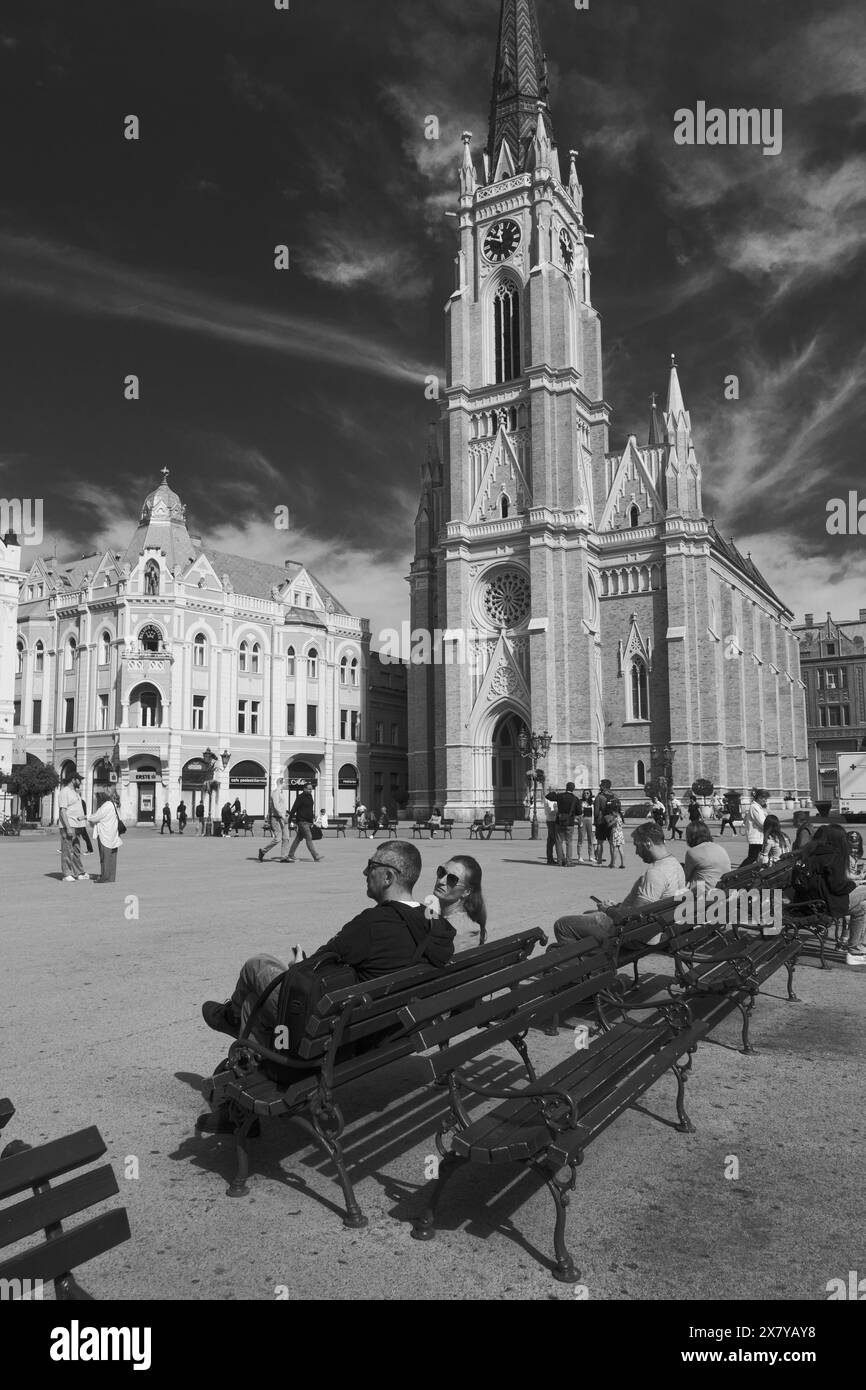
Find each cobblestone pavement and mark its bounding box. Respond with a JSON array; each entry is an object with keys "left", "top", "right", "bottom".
[{"left": 2, "top": 823, "right": 862, "bottom": 1301}]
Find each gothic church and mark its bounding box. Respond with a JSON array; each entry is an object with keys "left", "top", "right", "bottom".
[{"left": 409, "top": 0, "right": 808, "bottom": 821}]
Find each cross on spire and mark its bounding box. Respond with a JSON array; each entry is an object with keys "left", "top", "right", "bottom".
[{"left": 161, "top": 467, "right": 170, "bottom": 484}]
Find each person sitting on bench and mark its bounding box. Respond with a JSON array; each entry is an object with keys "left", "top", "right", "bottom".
[
  {"left": 202, "top": 841, "right": 456, "bottom": 1045},
  {"left": 553, "top": 820, "right": 686, "bottom": 947}
]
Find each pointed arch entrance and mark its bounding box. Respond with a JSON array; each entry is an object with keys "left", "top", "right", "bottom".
[{"left": 491, "top": 711, "right": 524, "bottom": 818}]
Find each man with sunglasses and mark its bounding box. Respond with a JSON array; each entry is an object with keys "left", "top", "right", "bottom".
[{"left": 202, "top": 841, "right": 456, "bottom": 1044}]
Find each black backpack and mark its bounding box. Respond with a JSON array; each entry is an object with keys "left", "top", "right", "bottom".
[{"left": 790, "top": 854, "right": 826, "bottom": 907}]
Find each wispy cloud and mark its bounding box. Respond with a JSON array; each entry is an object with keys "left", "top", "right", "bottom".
[{"left": 0, "top": 234, "right": 435, "bottom": 385}]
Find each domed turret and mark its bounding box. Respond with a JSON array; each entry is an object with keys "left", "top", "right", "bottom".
[{"left": 140, "top": 468, "right": 186, "bottom": 525}]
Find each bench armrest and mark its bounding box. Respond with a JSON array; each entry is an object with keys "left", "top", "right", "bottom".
[
  {"left": 596, "top": 987, "right": 694, "bottom": 1035},
  {"left": 447, "top": 1073, "right": 579, "bottom": 1132}
]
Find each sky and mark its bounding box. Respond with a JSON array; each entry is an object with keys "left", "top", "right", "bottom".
[{"left": 1, "top": 0, "right": 864, "bottom": 640}]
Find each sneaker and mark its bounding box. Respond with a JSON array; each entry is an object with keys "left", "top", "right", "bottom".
[
  {"left": 257, "top": 849, "right": 265, "bottom": 863},
  {"left": 845, "top": 953, "right": 866, "bottom": 966},
  {"left": 313, "top": 855, "right": 324, "bottom": 862},
  {"left": 76, "top": 873, "right": 90, "bottom": 881},
  {"left": 201, "top": 1000, "right": 241, "bottom": 1037},
  {"left": 63, "top": 874, "right": 76, "bottom": 881}
]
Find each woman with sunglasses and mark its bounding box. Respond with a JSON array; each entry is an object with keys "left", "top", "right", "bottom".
[{"left": 426, "top": 855, "right": 488, "bottom": 947}]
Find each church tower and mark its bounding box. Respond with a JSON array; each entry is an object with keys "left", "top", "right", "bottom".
[{"left": 409, "top": 0, "right": 610, "bottom": 819}]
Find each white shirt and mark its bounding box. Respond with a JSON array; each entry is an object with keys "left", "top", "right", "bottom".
[
  {"left": 59, "top": 784, "right": 86, "bottom": 830},
  {"left": 89, "top": 801, "right": 122, "bottom": 850},
  {"left": 271, "top": 788, "right": 288, "bottom": 819},
  {"left": 744, "top": 800, "right": 768, "bottom": 845},
  {"left": 317, "top": 812, "right": 329, "bottom": 828}
]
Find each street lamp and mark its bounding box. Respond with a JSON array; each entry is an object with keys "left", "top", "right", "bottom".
[
  {"left": 651, "top": 742, "right": 675, "bottom": 809},
  {"left": 517, "top": 727, "right": 553, "bottom": 840},
  {"left": 202, "top": 747, "right": 221, "bottom": 835}
]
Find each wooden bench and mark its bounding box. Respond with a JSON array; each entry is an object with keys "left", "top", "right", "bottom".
[
  {"left": 199, "top": 927, "right": 552, "bottom": 1225},
  {"left": 404, "top": 968, "right": 703, "bottom": 1282},
  {"left": 469, "top": 819, "right": 514, "bottom": 840},
  {"left": 411, "top": 819, "right": 453, "bottom": 839},
  {"left": 320, "top": 819, "right": 347, "bottom": 837},
  {"left": 0, "top": 1103, "right": 131, "bottom": 1301}
]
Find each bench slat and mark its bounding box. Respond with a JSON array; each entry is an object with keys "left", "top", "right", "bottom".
[
  {"left": 0, "top": 1165, "right": 120, "bottom": 1250},
  {"left": 0, "top": 1128, "right": 107, "bottom": 1202},
  {"left": 0, "top": 1208, "right": 131, "bottom": 1286}
]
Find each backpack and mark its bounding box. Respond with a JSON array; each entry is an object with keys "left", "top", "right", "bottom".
[
  {"left": 790, "top": 854, "right": 826, "bottom": 906},
  {"left": 274, "top": 904, "right": 439, "bottom": 1056},
  {"left": 556, "top": 794, "right": 579, "bottom": 828}
]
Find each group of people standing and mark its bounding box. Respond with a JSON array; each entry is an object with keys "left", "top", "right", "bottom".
[
  {"left": 543, "top": 781, "right": 626, "bottom": 869},
  {"left": 58, "top": 769, "right": 123, "bottom": 884}
]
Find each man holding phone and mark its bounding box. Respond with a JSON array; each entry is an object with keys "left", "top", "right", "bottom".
[{"left": 553, "top": 821, "right": 684, "bottom": 946}]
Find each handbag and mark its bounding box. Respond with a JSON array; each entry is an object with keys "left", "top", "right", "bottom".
[
  {"left": 115, "top": 805, "right": 127, "bottom": 836},
  {"left": 311, "top": 824, "right": 323, "bottom": 841}
]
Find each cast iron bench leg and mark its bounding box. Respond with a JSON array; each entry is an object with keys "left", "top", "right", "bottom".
[
  {"left": 671, "top": 1054, "right": 696, "bottom": 1134},
  {"left": 817, "top": 924, "right": 829, "bottom": 970},
  {"left": 786, "top": 956, "right": 799, "bottom": 1003},
  {"left": 538, "top": 1160, "right": 580, "bottom": 1284},
  {"left": 411, "top": 1152, "right": 465, "bottom": 1241},
  {"left": 227, "top": 1113, "right": 257, "bottom": 1197},
  {"left": 738, "top": 991, "right": 757, "bottom": 1055},
  {"left": 509, "top": 1030, "right": 537, "bottom": 1084},
  {"left": 308, "top": 1105, "right": 368, "bottom": 1230}
]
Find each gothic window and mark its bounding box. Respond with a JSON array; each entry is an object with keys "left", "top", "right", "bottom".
[
  {"left": 307, "top": 648, "right": 319, "bottom": 681},
  {"left": 34, "top": 641, "right": 44, "bottom": 673},
  {"left": 493, "top": 281, "right": 521, "bottom": 384},
  {"left": 16, "top": 639, "right": 24, "bottom": 675},
  {"left": 287, "top": 647, "right": 296, "bottom": 678},
  {"left": 144, "top": 561, "right": 160, "bottom": 596},
  {"left": 139, "top": 625, "right": 162, "bottom": 654},
  {"left": 630, "top": 504, "right": 640, "bottom": 528},
  {"left": 65, "top": 637, "right": 77, "bottom": 671},
  {"left": 481, "top": 569, "right": 531, "bottom": 629},
  {"left": 251, "top": 642, "right": 261, "bottom": 674},
  {"left": 628, "top": 659, "right": 649, "bottom": 722},
  {"left": 193, "top": 633, "right": 207, "bottom": 667},
  {"left": 340, "top": 656, "right": 349, "bottom": 685},
  {"left": 99, "top": 631, "right": 111, "bottom": 666},
  {"left": 500, "top": 495, "right": 510, "bottom": 519},
  {"left": 351, "top": 658, "right": 359, "bottom": 686},
  {"left": 635, "top": 759, "right": 646, "bottom": 786},
  {"left": 239, "top": 640, "right": 249, "bottom": 673}
]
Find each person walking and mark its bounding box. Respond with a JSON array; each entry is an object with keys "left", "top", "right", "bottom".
[
  {"left": 719, "top": 791, "right": 743, "bottom": 837},
  {"left": 220, "top": 802, "right": 233, "bottom": 839},
  {"left": 593, "top": 780, "right": 613, "bottom": 864},
  {"left": 58, "top": 771, "right": 89, "bottom": 882},
  {"left": 161, "top": 804, "right": 173, "bottom": 835},
  {"left": 259, "top": 776, "right": 290, "bottom": 863},
  {"left": 668, "top": 795, "right": 683, "bottom": 840},
  {"left": 608, "top": 798, "right": 625, "bottom": 869},
  {"left": 286, "top": 782, "right": 323, "bottom": 862},
  {"left": 195, "top": 801, "right": 205, "bottom": 835},
  {"left": 177, "top": 801, "right": 188, "bottom": 834},
  {"left": 544, "top": 794, "right": 558, "bottom": 866},
  {"left": 687, "top": 795, "right": 704, "bottom": 825},
  {"left": 88, "top": 792, "right": 122, "bottom": 883}
]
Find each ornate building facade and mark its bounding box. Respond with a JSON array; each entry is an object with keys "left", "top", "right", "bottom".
[
  {"left": 409, "top": 0, "right": 809, "bottom": 821},
  {"left": 0, "top": 528, "right": 23, "bottom": 799},
  {"left": 794, "top": 610, "right": 866, "bottom": 804},
  {"left": 13, "top": 473, "right": 386, "bottom": 824}
]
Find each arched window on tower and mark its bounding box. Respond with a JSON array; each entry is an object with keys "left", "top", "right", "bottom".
[
  {"left": 628, "top": 658, "right": 649, "bottom": 722},
  {"left": 307, "top": 648, "right": 319, "bottom": 681},
  {"left": 239, "top": 640, "right": 249, "bottom": 673},
  {"left": 251, "top": 642, "right": 261, "bottom": 674},
  {"left": 99, "top": 631, "right": 111, "bottom": 666},
  {"left": 286, "top": 647, "right": 296, "bottom": 678},
  {"left": 493, "top": 281, "right": 521, "bottom": 384},
  {"left": 139, "top": 625, "right": 161, "bottom": 654},
  {"left": 635, "top": 759, "right": 646, "bottom": 787},
  {"left": 500, "top": 495, "right": 510, "bottom": 519},
  {"left": 16, "top": 639, "right": 24, "bottom": 676},
  {"left": 630, "top": 504, "right": 640, "bottom": 528},
  {"left": 193, "top": 633, "right": 207, "bottom": 667},
  {"left": 351, "top": 657, "right": 359, "bottom": 686},
  {"left": 340, "top": 656, "right": 348, "bottom": 686},
  {"left": 34, "top": 640, "right": 44, "bottom": 673},
  {"left": 65, "top": 637, "right": 77, "bottom": 672}
]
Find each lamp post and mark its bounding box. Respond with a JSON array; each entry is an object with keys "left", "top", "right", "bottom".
[
  {"left": 651, "top": 742, "right": 675, "bottom": 810},
  {"left": 517, "top": 727, "right": 553, "bottom": 840},
  {"left": 202, "top": 747, "right": 221, "bottom": 836}
]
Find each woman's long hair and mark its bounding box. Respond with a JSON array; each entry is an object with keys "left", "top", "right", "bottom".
[
  {"left": 807, "top": 823, "right": 849, "bottom": 879},
  {"left": 450, "top": 854, "right": 488, "bottom": 944},
  {"left": 762, "top": 815, "right": 790, "bottom": 850}
]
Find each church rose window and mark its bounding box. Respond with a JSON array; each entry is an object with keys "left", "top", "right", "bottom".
[{"left": 482, "top": 570, "right": 530, "bottom": 629}]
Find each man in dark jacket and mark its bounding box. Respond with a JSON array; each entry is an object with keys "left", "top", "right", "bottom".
[
  {"left": 545, "top": 782, "right": 580, "bottom": 867},
  {"left": 201, "top": 841, "right": 454, "bottom": 1043},
  {"left": 286, "top": 782, "right": 323, "bottom": 863},
  {"left": 593, "top": 779, "right": 613, "bottom": 863}
]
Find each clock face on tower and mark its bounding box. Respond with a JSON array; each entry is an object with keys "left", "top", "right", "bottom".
[
  {"left": 483, "top": 219, "right": 521, "bottom": 263},
  {"left": 559, "top": 227, "right": 575, "bottom": 272}
]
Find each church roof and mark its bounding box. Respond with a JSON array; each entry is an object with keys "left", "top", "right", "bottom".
[
  {"left": 488, "top": 0, "right": 554, "bottom": 177},
  {"left": 202, "top": 550, "right": 348, "bottom": 615},
  {"left": 709, "top": 525, "right": 785, "bottom": 611}
]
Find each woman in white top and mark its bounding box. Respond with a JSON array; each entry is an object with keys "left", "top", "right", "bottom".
[
  {"left": 423, "top": 854, "right": 487, "bottom": 948},
  {"left": 88, "top": 792, "right": 123, "bottom": 883}
]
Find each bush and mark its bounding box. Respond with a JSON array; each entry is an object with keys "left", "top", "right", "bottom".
[
  {"left": 692, "top": 778, "right": 714, "bottom": 799},
  {"left": 623, "top": 801, "right": 652, "bottom": 819}
]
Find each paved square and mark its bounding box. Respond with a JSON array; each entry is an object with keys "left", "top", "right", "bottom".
[{"left": 2, "top": 824, "right": 862, "bottom": 1301}]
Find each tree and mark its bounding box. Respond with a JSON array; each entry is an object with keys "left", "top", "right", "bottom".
[
  {"left": 8, "top": 762, "right": 60, "bottom": 821},
  {"left": 692, "top": 777, "right": 714, "bottom": 799}
]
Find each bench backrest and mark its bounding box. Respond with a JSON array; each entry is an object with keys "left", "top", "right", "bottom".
[{"left": 0, "top": 1126, "right": 131, "bottom": 1296}]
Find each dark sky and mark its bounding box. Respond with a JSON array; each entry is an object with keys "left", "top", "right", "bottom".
[{"left": 1, "top": 0, "right": 864, "bottom": 637}]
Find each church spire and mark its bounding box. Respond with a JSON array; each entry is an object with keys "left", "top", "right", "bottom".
[{"left": 488, "top": 0, "right": 554, "bottom": 181}]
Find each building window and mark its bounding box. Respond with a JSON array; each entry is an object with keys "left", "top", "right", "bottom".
[
  {"left": 390, "top": 773, "right": 400, "bottom": 794},
  {"left": 340, "top": 709, "right": 348, "bottom": 740},
  {"left": 193, "top": 633, "right": 207, "bottom": 667},
  {"left": 250, "top": 700, "right": 260, "bottom": 735},
  {"left": 286, "top": 703, "right": 295, "bottom": 736},
  {"left": 305, "top": 594, "right": 312, "bottom": 608},
  {"left": 139, "top": 690, "right": 159, "bottom": 727},
  {"left": 64, "top": 697, "right": 75, "bottom": 732},
  {"left": 307, "top": 705, "right": 318, "bottom": 737},
  {"left": 239, "top": 641, "right": 249, "bottom": 673},
  {"left": 374, "top": 721, "right": 384, "bottom": 744},
  {"left": 192, "top": 695, "right": 205, "bottom": 731},
  {"left": 628, "top": 659, "right": 649, "bottom": 721},
  {"left": 65, "top": 638, "right": 76, "bottom": 671},
  {"left": 32, "top": 699, "right": 42, "bottom": 734},
  {"left": 14, "top": 699, "right": 21, "bottom": 725},
  {"left": 34, "top": 641, "right": 44, "bottom": 673},
  {"left": 16, "top": 640, "right": 24, "bottom": 676},
  {"left": 816, "top": 670, "right": 823, "bottom": 691},
  {"left": 97, "top": 694, "right": 108, "bottom": 731},
  {"left": 826, "top": 643, "right": 836, "bottom": 656},
  {"left": 237, "top": 699, "right": 248, "bottom": 734},
  {"left": 351, "top": 711, "right": 361, "bottom": 741},
  {"left": 493, "top": 280, "right": 521, "bottom": 384},
  {"left": 286, "top": 647, "right": 296, "bottom": 678},
  {"left": 635, "top": 759, "right": 646, "bottom": 786},
  {"left": 391, "top": 723, "right": 400, "bottom": 746},
  {"left": 630, "top": 505, "right": 640, "bottom": 528},
  {"left": 821, "top": 705, "right": 850, "bottom": 727},
  {"left": 351, "top": 658, "right": 359, "bottom": 686},
  {"left": 99, "top": 632, "right": 111, "bottom": 666},
  {"left": 307, "top": 649, "right": 319, "bottom": 681},
  {"left": 139, "top": 625, "right": 161, "bottom": 654},
  {"left": 340, "top": 657, "right": 348, "bottom": 686},
  {"left": 825, "top": 670, "right": 837, "bottom": 689},
  {"left": 251, "top": 643, "right": 261, "bottom": 675}
]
